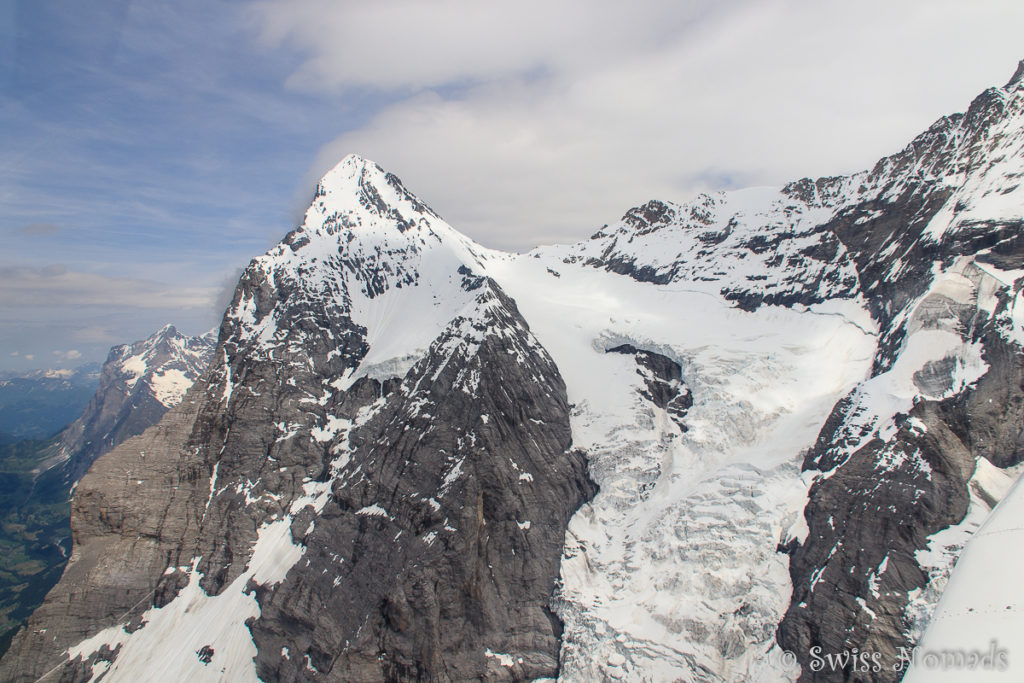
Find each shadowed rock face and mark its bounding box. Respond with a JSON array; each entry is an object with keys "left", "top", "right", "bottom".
[
  {"left": 252, "top": 283, "right": 594, "bottom": 682},
  {"left": 0, "top": 374, "right": 216, "bottom": 682},
  {"left": 5, "top": 65, "right": 1024, "bottom": 683},
  {"left": 606, "top": 344, "right": 692, "bottom": 431},
  {"left": 778, "top": 320, "right": 1024, "bottom": 683},
  {"left": 0, "top": 325, "right": 214, "bottom": 667},
  {"left": 779, "top": 400, "right": 975, "bottom": 681},
  {"left": 0, "top": 282, "right": 593, "bottom": 683}
]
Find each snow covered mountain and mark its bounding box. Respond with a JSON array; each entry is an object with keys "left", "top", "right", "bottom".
[
  {"left": 57, "top": 324, "right": 217, "bottom": 482},
  {"left": 3, "top": 61, "right": 1024, "bottom": 683}
]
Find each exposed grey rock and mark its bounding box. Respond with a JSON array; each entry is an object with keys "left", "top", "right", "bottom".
[
  {"left": 567, "top": 191, "right": 863, "bottom": 310},
  {"left": 0, "top": 158, "right": 593, "bottom": 683},
  {"left": 606, "top": 344, "right": 692, "bottom": 431},
  {"left": 912, "top": 357, "right": 957, "bottom": 396},
  {"left": 4, "top": 63, "right": 1024, "bottom": 683},
  {"left": 251, "top": 282, "right": 593, "bottom": 682},
  {"left": 0, "top": 374, "right": 215, "bottom": 682},
  {"left": 0, "top": 325, "right": 214, "bottom": 669},
  {"left": 779, "top": 400, "right": 974, "bottom": 682},
  {"left": 778, "top": 319, "right": 1024, "bottom": 682}
]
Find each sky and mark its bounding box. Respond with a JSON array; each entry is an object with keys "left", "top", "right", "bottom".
[{"left": 1, "top": 0, "right": 1023, "bottom": 372}]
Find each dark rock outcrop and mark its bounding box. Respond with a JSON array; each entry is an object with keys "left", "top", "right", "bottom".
[
  {"left": 606, "top": 344, "right": 692, "bottom": 431},
  {"left": 0, "top": 374, "right": 216, "bottom": 682},
  {"left": 778, "top": 322, "right": 1024, "bottom": 682},
  {"left": 0, "top": 158, "right": 594, "bottom": 683},
  {"left": 4, "top": 63, "right": 1024, "bottom": 683},
  {"left": 0, "top": 326, "right": 214, "bottom": 666}
]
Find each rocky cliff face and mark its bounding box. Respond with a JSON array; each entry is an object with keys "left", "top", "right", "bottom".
[
  {"left": 251, "top": 281, "right": 592, "bottom": 681},
  {"left": 0, "top": 375, "right": 216, "bottom": 682},
  {"left": 777, "top": 64, "right": 1024, "bottom": 682},
  {"left": 0, "top": 325, "right": 214, "bottom": 665},
  {"left": 4, "top": 62, "right": 1024, "bottom": 683}
]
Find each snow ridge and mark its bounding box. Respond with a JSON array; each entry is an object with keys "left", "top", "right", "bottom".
[{"left": 561, "top": 180, "right": 863, "bottom": 310}]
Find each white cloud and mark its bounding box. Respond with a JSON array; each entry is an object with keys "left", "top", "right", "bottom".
[
  {"left": 253, "top": 0, "right": 709, "bottom": 91},
  {"left": 255, "top": 0, "right": 1024, "bottom": 250}
]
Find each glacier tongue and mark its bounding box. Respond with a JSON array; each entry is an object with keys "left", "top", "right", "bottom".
[{"left": 486, "top": 247, "right": 876, "bottom": 681}]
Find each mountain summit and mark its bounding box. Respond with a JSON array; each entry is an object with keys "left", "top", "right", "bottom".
[{"left": 4, "top": 63, "right": 1024, "bottom": 683}]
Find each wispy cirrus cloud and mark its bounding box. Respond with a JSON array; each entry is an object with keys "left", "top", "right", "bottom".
[
  {"left": 0, "top": 265, "right": 215, "bottom": 309},
  {"left": 16, "top": 222, "right": 62, "bottom": 235}
]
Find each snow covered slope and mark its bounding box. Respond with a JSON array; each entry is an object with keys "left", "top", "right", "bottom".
[
  {"left": 3, "top": 155, "right": 592, "bottom": 682},
  {"left": 115, "top": 325, "right": 214, "bottom": 407},
  {"left": 561, "top": 181, "right": 861, "bottom": 309},
  {"left": 221, "top": 154, "right": 500, "bottom": 387},
  {"left": 776, "top": 64, "right": 1024, "bottom": 682},
  {"left": 903, "top": 469, "right": 1024, "bottom": 682}
]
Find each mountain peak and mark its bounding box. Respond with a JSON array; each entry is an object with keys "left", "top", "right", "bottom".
[
  {"left": 225, "top": 151, "right": 499, "bottom": 382},
  {"left": 1007, "top": 58, "right": 1024, "bottom": 89},
  {"left": 153, "top": 323, "right": 179, "bottom": 339},
  {"left": 11, "top": 60, "right": 1024, "bottom": 683},
  {"left": 317, "top": 153, "right": 384, "bottom": 193},
  {"left": 300, "top": 153, "right": 442, "bottom": 243}
]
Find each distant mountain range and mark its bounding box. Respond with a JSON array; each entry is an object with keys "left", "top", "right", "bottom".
[{"left": 0, "top": 365, "right": 101, "bottom": 444}]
